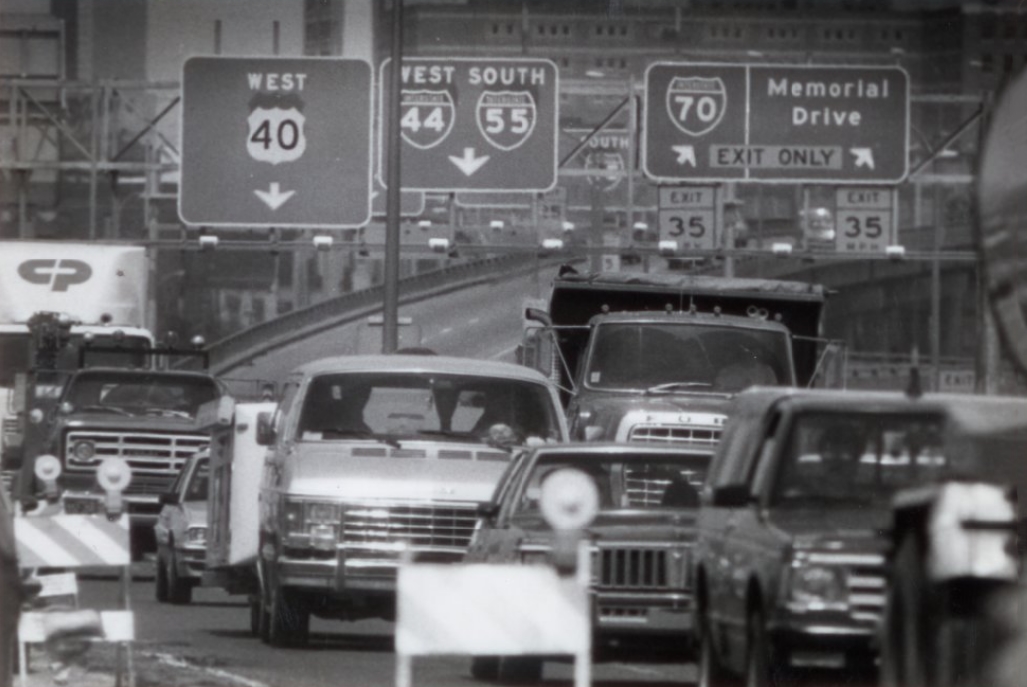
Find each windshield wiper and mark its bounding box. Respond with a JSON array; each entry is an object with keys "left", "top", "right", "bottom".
[
  {"left": 143, "top": 408, "right": 193, "bottom": 419},
  {"left": 417, "top": 429, "right": 472, "bottom": 441},
  {"left": 77, "top": 405, "right": 136, "bottom": 417},
  {"left": 320, "top": 428, "right": 401, "bottom": 449},
  {"left": 645, "top": 382, "right": 713, "bottom": 394}
]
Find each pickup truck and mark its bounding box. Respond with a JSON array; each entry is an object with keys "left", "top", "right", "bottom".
[
  {"left": 521, "top": 267, "right": 828, "bottom": 445},
  {"left": 20, "top": 365, "right": 223, "bottom": 558},
  {"left": 247, "top": 354, "right": 568, "bottom": 647},
  {"left": 693, "top": 387, "right": 1027, "bottom": 687}
]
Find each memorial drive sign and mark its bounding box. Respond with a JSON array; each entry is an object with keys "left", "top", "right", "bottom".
[
  {"left": 378, "top": 58, "right": 559, "bottom": 192},
  {"left": 179, "top": 56, "right": 373, "bottom": 228},
  {"left": 644, "top": 63, "right": 909, "bottom": 184}
]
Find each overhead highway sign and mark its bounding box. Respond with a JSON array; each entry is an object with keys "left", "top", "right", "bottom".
[
  {"left": 379, "top": 57, "right": 559, "bottom": 192},
  {"left": 644, "top": 62, "right": 909, "bottom": 184},
  {"left": 180, "top": 56, "right": 372, "bottom": 228}
]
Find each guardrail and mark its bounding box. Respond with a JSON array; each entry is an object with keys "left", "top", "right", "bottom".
[{"left": 203, "top": 253, "right": 545, "bottom": 376}]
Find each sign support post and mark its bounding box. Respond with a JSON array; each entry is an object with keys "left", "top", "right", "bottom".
[{"left": 383, "top": 0, "right": 404, "bottom": 353}]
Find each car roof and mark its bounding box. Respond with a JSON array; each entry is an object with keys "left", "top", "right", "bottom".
[
  {"left": 734, "top": 386, "right": 1027, "bottom": 434},
  {"left": 291, "top": 354, "right": 555, "bottom": 383},
  {"left": 524, "top": 442, "right": 715, "bottom": 459}
]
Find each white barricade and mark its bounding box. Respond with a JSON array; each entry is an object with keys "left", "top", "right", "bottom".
[{"left": 394, "top": 543, "right": 592, "bottom": 687}]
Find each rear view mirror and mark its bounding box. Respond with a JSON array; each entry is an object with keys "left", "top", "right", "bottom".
[
  {"left": 476, "top": 502, "right": 500, "bottom": 520},
  {"left": 256, "top": 412, "right": 276, "bottom": 446}
]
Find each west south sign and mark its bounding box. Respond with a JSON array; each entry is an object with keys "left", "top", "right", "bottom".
[{"left": 644, "top": 63, "right": 909, "bottom": 184}]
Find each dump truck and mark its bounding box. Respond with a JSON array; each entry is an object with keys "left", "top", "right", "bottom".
[{"left": 521, "top": 266, "right": 829, "bottom": 443}]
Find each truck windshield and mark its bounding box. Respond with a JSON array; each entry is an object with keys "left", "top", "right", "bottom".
[
  {"left": 773, "top": 411, "right": 947, "bottom": 507},
  {"left": 517, "top": 453, "right": 710, "bottom": 512},
  {"left": 63, "top": 371, "right": 220, "bottom": 418},
  {"left": 297, "top": 372, "right": 562, "bottom": 445},
  {"left": 584, "top": 322, "right": 793, "bottom": 392}
]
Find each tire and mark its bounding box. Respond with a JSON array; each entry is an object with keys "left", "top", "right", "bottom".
[
  {"left": 268, "top": 581, "right": 310, "bottom": 648},
  {"left": 154, "top": 549, "right": 169, "bottom": 603},
  {"left": 698, "top": 608, "right": 734, "bottom": 687},
  {"left": 249, "top": 595, "right": 262, "bottom": 637},
  {"left": 166, "top": 549, "right": 193, "bottom": 605},
  {"left": 744, "top": 609, "right": 773, "bottom": 687},
  {"left": 495, "top": 656, "right": 543, "bottom": 684},
  {"left": 470, "top": 656, "right": 501, "bottom": 681},
  {"left": 887, "top": 534, "right": 929, "bottom": 687}
]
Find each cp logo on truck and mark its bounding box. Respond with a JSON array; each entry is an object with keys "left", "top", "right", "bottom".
[{"left": 18, "top": 259, "right": 92, "bottom": 292}]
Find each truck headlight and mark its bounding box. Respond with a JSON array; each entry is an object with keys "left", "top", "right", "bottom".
[
  {"left": 787, "top": 565, "right": 848, "bottom": 609},
  {"left": 69, "top": 440, "right": 99, "bottom": 465},
  {"left": 186, "top": 526, "right": 207, "bottom": 544}
]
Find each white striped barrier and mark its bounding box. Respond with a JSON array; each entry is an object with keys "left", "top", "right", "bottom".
[
  {"left": 14, "top": 514, "right": 131, "bottom": 569},
  {"left": 14, "top": 513, "right": 135, "bottom": 687},
  {"left": 394, "top": 543, "right": 592, "bottom": 687}
]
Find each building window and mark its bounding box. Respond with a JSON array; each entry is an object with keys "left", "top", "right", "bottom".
[
  {"left": 981, "top": 54, "right": 994, "bottom": 73},
  {"left": 273, "top": 20, "right": 280, "bottom": 55},
  {"left": 214, "top": 19, "right": 222, "bottom": 54},
  {"left": 1004, "top": 54, "right": 1014, "bottom": 72}
]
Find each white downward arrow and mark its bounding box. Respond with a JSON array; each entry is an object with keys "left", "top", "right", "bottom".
[
  {"left": 448, "top": 147, "right": 490, "bottom": 176},
  {"left": 672, "top": 145, "right": 697, "bottom": 167},
  {"left": 851, "top": 148, "right": 875, "bottom": 169},
  {"left": 254, "top": 182, "right": 296, "bottom": 210}
]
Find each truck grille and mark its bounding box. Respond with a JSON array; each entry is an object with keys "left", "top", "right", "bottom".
[
  {"left": 628, "top": 425, "right": 722, "bottom": 445},
  {"left": 595, "top": 547, "right": 670, "bottom": 589},
  {"left": 64, "top": 431, "right": 207, "bottom": 482},
  {"left": 342, "top": 504, "right": 478, "bottom": 550},
  {"left": 848, "top": 564, "right": 887, "bottom": 624},
  {"left": 807, "top": 552, "right": 886, "bottom": 624}
]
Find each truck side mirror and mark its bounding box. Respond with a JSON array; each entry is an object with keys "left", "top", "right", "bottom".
[
  {"left": 524, "top": 307, "right": 552, "bottom": 327},
  {"left": 712, "top": 484, "right": 754, "bottom": 508},
  {"left": 255, "top": 412, "right": 276, "bottom": 446},
  {"left": 159, "top": 492, "right": 180, "bottom": 506}
]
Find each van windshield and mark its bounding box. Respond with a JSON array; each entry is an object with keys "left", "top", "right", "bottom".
[{"left": 296, "top": 372, "right": 562, "bottom": 446}]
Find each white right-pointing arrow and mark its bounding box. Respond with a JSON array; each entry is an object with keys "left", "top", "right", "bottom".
[
  {"left": 448, "top": 147, "right": 490, "bottom": 176},
  {"left": 254, "top": 182, "right": 296, "bottom": 210},
  {"left": 672, "top": 145, "right": 697, "bottom": 167},
  {"left": 851, "top": 148, "right": 875, "bottom": 169}
]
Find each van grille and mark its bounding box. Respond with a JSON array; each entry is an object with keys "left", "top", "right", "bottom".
[{"left": 342, "top": 504, "right": 478, "bottom": 550}]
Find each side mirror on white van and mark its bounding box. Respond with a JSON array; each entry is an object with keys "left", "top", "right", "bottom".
[{"left": 255, "top": 412, "right": 276, "bottom": 446}]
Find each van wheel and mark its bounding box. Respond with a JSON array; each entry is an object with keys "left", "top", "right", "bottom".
[
  {"left": 744, "top": 609, "right": 773, "bottom": 687},
  {"left": 268, "top": 583, "right": 309, "bottom": 647},
  {"left": 698, "top": 610, "right": 734, "bottom": 687}
]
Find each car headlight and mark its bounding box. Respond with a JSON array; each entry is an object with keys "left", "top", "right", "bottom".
[
  {"left": 787, "top": 564, "right": 848, "bottom": 609},
  {"left": 69, "top": 440, "right": 98, "bottom": 464},
  {"left": 185, "top": 526, "right": 207, "bottom": 544}
]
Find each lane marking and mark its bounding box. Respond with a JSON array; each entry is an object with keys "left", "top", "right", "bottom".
[{"left": 146, "top": 652, "right": 271, "bottom": 687}]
